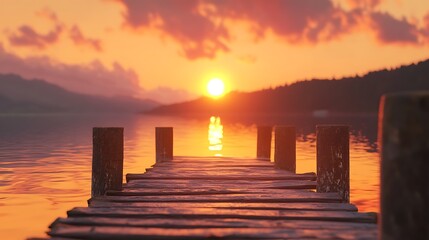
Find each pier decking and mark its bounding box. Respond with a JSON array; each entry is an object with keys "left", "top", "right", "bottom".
[{"left": 48, "top": 155, "right": 377, "bottom": 239}]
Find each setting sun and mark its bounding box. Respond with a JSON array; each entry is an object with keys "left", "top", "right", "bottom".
[{"left": 207, "top": 78, "right": 225, "bottom": 97}]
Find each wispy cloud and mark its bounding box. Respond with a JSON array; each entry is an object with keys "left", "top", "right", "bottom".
[
  {"left": 69, "top": 25, "right": 102, "bottom": 51},
  {"left": 116, "top": 0, "right": 429, "bottom": 60},
  {"left": 369, "top": 12, "right": 419, "bottom": 44},
  {"left": 0, "top": 44, "right": 142, "bottom": 97},
  {"left": 118, "top": 0, "right": 230, "bottom": 60},
  {"left": 8, "top": 24, "right": 63, "bottom": 49},
  {"left": 0, "top": 44, "right": 193, "bottom": 103},
  {"left": 7, "top": 8, "right": 103, "bottom": 51},
  {"left": 422, "top": 12, "right": 429, "bottom": 43}
]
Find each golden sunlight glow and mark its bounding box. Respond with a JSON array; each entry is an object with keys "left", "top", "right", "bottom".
[
  {"left": 208, "top": 116, "right": 223, "bottom": 156},
  {"left": 207, "top": 78, "right": 225, "bottom": 97}
]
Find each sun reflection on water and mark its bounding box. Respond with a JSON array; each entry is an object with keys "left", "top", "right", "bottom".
[{"left": 208, "top": 116, "right": 223, "bottom": 156}]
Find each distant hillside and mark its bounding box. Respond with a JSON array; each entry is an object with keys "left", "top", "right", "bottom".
[
  {"left": 149, "top": 59, "right": 429, "bottom": 116},
  {"left": 0, "top": 74, "right": 159, "bottom": 113}
]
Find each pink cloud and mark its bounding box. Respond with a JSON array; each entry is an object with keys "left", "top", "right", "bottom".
[
  {"left": 0, "top": 44, "right": 142, "bottom": 97},
  {"left": 369, "top": 12, "right": 419, "bottom": 44},
  {"left": 8, "top": 24, "right": 63, "bottom": 49},
  {"left": 214, "top": 0, "right": 359, "bottom": 43},
  {"left": 0, "top": 44, "right": 193, "bottom": 102},
  {"left": 36, "top": 8, "right": 60, "bottom": 22},
  {"left": 69, "top": 25, "right": 102, "bottom": 51},
  {"left": 422, "top": 12, "right": 429, "bottom": 43},
  {"left": 119, "top": 0, "right": 230, "bottom": 60},
  {"left": 116, "top": 0, "right": 427, "bottom": 60},
  {"left": 7, "top": 8, "right": 103, "bottom": 52}
]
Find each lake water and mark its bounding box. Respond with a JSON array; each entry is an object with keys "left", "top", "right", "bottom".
[{"left": 0, "top": 113, "right": 379, "bottom": 239}]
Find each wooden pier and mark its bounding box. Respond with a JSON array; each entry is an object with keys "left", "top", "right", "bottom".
[
  {"left": 48, "top": 155, "right": 378, "bottom": 239},
  {"left": 46, "top": 126, "right": 380, "bottom": 239},
  {"left": 36, "top": 92, "right": 429, "bottom": 239}
]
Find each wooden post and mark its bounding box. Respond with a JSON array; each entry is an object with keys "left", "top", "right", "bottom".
[
  {"left": 316, "top": 125, "right": 350, "bottom": 203},
  {"left": 274, "top": 126, "right": 296, "bottom": 172},
  {"left": 156, "top": 127, "right": 173, "bottom": 162},
  {"left": 256, "top": 126, "right": 272, "bottom": 160},
  {"left": 379, "top": 93, "right": 429, "bottom": 240},
  {"left": 91, "top": 127, "right": 123, "bottom": 197}
]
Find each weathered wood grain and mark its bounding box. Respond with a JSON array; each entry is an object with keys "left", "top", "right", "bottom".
[
  {"left": 146, "top": 166, "right": 291, "bottom": 173},
  {"left": 153, "top": 163, "right": 274, "bottom": 169},
  {"left": 107, "top": 188, "right": 320, "bottom": 196},
  {"left": 88, "top": 201, "right": 358, "bottom": 211},
  {"left": 124, "top": 179, "right": 316, "bottom": 189},
  {"left": 155, "top": 127, "right": 173, "bottom": 162},
  {"left": 91, "top": 128, "right": 123, "bottom": 197},
  {"left": 256, "top": 126, "right": 272, "bottom": 160},
  {"left": 316, "top": 125, "right": 350, "bottom": 203},
  {"left": 274, "top": 126, "right": 296, "bottom": 172},
  {"left": 46, "top": 155, "right": 377, "bottom": 239},
  {"left": 126, "top": 172, "right": 317, "bottom": 181},
  {"left": 67, "top": 207, "right": 376, "bottom": 223},
  {"left": 90, "top": 192, "right": 342, "bottom": 203},
  {"left": 172, "top": 156, "right": 270, "bottom": 161},
  {"left": 49, "top": 225, "right": 377, "bottom": 239},
  {"left": 52, "top": 217, "right": 375, "bottom": 230}
]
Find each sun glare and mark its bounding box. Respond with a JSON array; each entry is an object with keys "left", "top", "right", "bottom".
[{"left": 207, "top": 78, "right": 225, "bottom": 97}]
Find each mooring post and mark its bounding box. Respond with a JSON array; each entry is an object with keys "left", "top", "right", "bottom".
[
  {"left": 379, "top": 93, "right": 429, "bottom": 240},
  {"left": 256, "top": 126, "right": 272, "bottom": 160},
  {"left": 91, "top": 127, "right": 124, "bottom": 198},
  {"left": 316, "top": 125, "right": 350, "bottom": 203},
  {"left": 274, "top": 126, "right": 296, "bottom": 172},
  {"left": 156, "top": 127, "right": 173, "bottom": 162}
]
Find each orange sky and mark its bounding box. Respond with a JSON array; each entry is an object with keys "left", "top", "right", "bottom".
[{"left": 0, "top": 0, "right": 428, "bottom": 103}]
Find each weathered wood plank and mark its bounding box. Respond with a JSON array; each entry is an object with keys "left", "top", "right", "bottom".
[
  {"left": 151, "top": 160, "right": 275, "bottom": 166},
  {"left": 146, "top": 166, "right": 288, "bottom": 173},
  {"left": 124, "top": 179, "right": 316, "bottom": 189},
  {"left": 172, "top": 156, "right": 270, "bottom": 161},
  {"left": 49, "top": 225, "right": 377, "bottom": 239},
  {"left": 52, "top": 217, "right": 375, "bottom": 230},
  {"left": 67, "top": 207, "right": 377, "bottom": 223},
  {"left": 45, "top": 154, "right": 378, "bottom": 239},
  {"left": 147, "top": 165, "right": 275, "bottom": 172},
  {"left": 153, "top": 161, "right": 274, "bottom": 166},
  {"left": 89, "top": 201, "right": 358, "bottom": 211},
  {"left": 90, "top": 192, "right": 342, "bottom": 203},
  {"left": 126, "top": 173, "right": 316, "bottom": 181},
  {"left": 143, "top": 169, "right": 310, "bottom": 177},
  {"left": 139, "top": 169, "right": 305, "bottom": 175},
  {"left": 107, "top": 188, "right": 321, "bottom": 196}
]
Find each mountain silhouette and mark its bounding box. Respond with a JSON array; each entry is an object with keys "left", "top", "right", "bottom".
[
  {"left": 148, "top": 58, "right": 429, "bottom": 116},
  {"left": 0, "top": 74, "right": 158, "bottom": 113}
]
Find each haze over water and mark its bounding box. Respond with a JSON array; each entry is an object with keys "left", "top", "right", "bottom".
[{"left": 0, "top": 113, "right": 378, "bottom": 239}]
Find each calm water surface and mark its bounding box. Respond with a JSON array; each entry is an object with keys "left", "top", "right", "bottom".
[{"left": 0, "top": 114, "right": 379, "bottom": 239}]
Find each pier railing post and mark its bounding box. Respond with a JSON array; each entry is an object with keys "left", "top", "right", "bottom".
[
  {"left": 274, "top": 126, "right": 296, "bottom": 172},
  {"left": 91, "top": 127, "right": 123, "bottom": 197},
  {"left": 379, "top": 93, "right": 429, "bottom": 240},
  {"left": 257, "top": 126, "right": 272, "bottom": 160},
  {"left": 156, "top": 127, "right": 173, "bottom": 162},
  {"left": 316, "top": 125, "right": 350, "bottom": 203}
]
